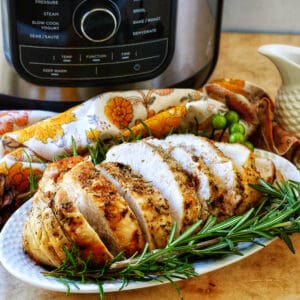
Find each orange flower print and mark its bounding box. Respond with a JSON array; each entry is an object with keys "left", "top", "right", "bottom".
[
  {"left": 11, "top": 111, "right": 29, "bottom": 127},
  {"left": 146, "top": 109, "right": 156, "bottom": 119},
  {"left": 0, "top": 120, "right": 14, "bottom": 136},
  {"left": 105, "top": 97, "right": 133, "bottom": 129},
  {"left": 7, "top": 162, "right": 43, "bottom": 193},
  {"left": 153, "top": 89, "right": 174, "bottom": 96},
  {"left": 0, "top": 111, "right": 29, "bottom": 135},
  {"left": 148, "top": 105, "right": 187, "bottom": 137}
]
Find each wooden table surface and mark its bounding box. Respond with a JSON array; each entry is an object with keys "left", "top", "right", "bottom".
[{"left": 1, "top": 32, "right": 300, "bottom": 300}]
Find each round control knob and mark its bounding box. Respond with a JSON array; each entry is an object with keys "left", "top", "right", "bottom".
[
  {"left": 73, "top": 0, "right": 121, "bottom": 43},
  {"left": 81, "top": 8, "right": 117, "bottom": 42}
]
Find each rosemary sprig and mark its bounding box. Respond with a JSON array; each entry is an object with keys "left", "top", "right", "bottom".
[
  {"left": 86, "top": 121, "right": 152, "bottom": 165},
  {"left": 87, "top": 139, "right": 110, "bottom": 165},
  {"left": 71, "top": 137, "right": 78, "bottom": 157},
  {"left": 24, "top": 150, "right": 43, "bottom": 193},
  {"left": 29, "top": 127, "right": 300, "bottom": 299},
  {"left": 43, "top": 179, "right": 300, "bottom": 299}
]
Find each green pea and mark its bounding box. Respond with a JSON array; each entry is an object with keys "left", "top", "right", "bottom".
[
  {"left": 211, "top": 114, "right": 227, "bottom": 130},
  {"left": 229, "top": 132, "right": 246, "bottom": 144},
  {"left": 243, "top": 141, "right": 254, "bottom": 151},
  {"left": 229, "top": 123, "right": 245, "bottom": 135},
  {"left": 225, "top": 110, "right": 240, "bottom": 125}
]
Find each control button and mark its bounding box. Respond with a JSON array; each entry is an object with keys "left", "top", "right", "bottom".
[
  {"left": 83, "top": 53, "right": 110, "bottom": 63},
  {"left": 73, "top": 0, "right": 121, "bottom": 43},
  {"left": 19, "top": 46, "right": 81, "bottom": 64},
  {"left": 97, "top": 56, "right": 163, "bottom": 78},
  {"left": 80, "top": 49, "right": 112, "bottom": 63},
  {"left": 81, "top": 9, "right": 117, "bottom": 43},
  {"left": 133, "top": 63, "right": 141, "bottom": 71},
  {"left": 19, "top": 38, "right": 169, "bottom": 80},
  {"left": 112, "top": 39, "right": 167, "bottom": 62},
  {"left": 113, "top": 49, "right": 134, "bottom": 61},
  {"left": 22, "top": 64, "right": 98, "bottom": 79},
  {"left": 124, "top": 57, "right": 163, "bottom": 75}
]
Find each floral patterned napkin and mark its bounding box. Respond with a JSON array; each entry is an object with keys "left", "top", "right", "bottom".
[{"left": 0, "top": 80, "right": 298, "bottom": 226}]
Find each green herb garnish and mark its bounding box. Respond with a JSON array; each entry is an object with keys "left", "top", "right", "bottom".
[
  {"left": 24, "top": 150, "right": 43, "bottom": 193},
  {"left": 43, "top": 179, "right": 300, "bottom": 299}
]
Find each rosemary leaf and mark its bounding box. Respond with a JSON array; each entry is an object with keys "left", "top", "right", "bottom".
[
  {"left": 43, "top": 179, "right": 300, "bottom": 300},
  {"left": 71, "top": 137, "right": 78, "bottom": 157}
]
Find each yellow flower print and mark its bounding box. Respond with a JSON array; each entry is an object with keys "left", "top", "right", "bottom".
[
  {"left": 15, "top": 108, "right": 77, "bottom": 144},
  {"left": 85, "top": 129, "right": 101, "bottom": 142},
  {"left": 9, "top": 148, "right": 29, "bottom": 162},
  {"left": 121, "top": 105, "right": 187, "bottom": 139},
  {"left": 105, "top": 97, "right": 133, "bottom": 129},
  {"left": 0, "top": 162, "right": 8, "bottom": 175}
]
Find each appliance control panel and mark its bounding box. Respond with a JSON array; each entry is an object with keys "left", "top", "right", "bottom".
[{"left": 2, "top": 0, "right": 177, "bottom": 86}]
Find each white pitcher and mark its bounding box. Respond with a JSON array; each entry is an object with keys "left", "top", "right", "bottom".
[{"left": 258, "top": 44, "right": 300, "bottom": 139}]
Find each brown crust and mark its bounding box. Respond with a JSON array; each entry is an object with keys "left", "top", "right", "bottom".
[
  {"left": 61, "top": 160, "right": 145, "bottom": 257},
  {"left": 51, "top": 189, "right": 113, "bottom": 266},
  {"left": 98, "top": 162, "right": 172, "bottom": 249}
]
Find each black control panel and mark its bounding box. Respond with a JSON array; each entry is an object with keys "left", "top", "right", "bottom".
[{"left": 2, "top": 0, "right": 177, "bottom": 86}]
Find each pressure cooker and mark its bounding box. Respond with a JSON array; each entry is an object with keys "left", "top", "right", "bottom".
[{"left": 0, "top": 0, "right": 223, "bottom": 111}]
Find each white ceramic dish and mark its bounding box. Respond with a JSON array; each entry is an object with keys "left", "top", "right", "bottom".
[{"left": 0, "top": 149, "right": 299, "bottom": 294}]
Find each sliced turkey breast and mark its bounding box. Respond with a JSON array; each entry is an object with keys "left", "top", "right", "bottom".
[
  {"left": 97, "top": 162, "right": 172, "bottom": 249},
  {"left": 50, "top": 188, "right": 114, "bottom": 266},
  {"left": 23, "top": 199, "right": 62, "bottom": 267},
  {"left": 165, "top": 134, "right": 243, "bottom": 217},
  {"left": 214, "top": 142, "right": 261, "bottom": 214},
  {"left": 214, "top": 142, "right": 256, "bottom": 171},
  {"left": 60, "top": 160, "right": 145, "bottom": 257},
  {"left": 146, "top": 138, "right": 220, "bottom": 220},
  {"left": 34, "top": 156, "right": 84, "bottom": 205},
  {"left": 39, "top": 207, "right": 66, "bottom": 266},
  {"left": 23, "top": 156, "right": 115, "bottom": 268},
  {"left": 41, "top": 205, "right": 72, "bottom": 264},
  {"left": 23, "top": 156, "right": 87, "bottom": 268},
  {"left": 254, "top": 156, "right": 276, "bottom": 183},
  {"left": 105, "top": 141, "right": 201, "bottom": 234}
]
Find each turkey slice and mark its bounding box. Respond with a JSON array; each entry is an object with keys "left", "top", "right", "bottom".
[
  {"left": 22, "top": 199, "right": 62, "bottom": 267},
  {"left": 22, "top": 156, "right": 88, "bottom": 268},
  {"left": 254, "top": 156, "right": 276, "bottom": 183},
  {"left": 40, "top": 205, "right": 72, "bottom": 264},
  {"left": 165, "top": 134, "right": 242, "bottom": 217},
  {"left": 146, "top": 138, "right": 220, "bottom": 220},
  {"left": 60, "top": 160, "right": 145, "bottom": 257},
  {"left": 98, "top": 162, "right": 172, "bottom": 250},
  {"left": 39, "top": 207, "right": 66, "bottom": 266},
  {"left": 51, "top": 188, "right": 114, "bottom": 266},
  {"left": 105, "top": 141, "right": 201, "bottom": 234},
  {"left": 34, "top": 156, "right": 84, "bottom": 205},
  {"left": 214, "top": 142, "right": 261, "bottom": 214}
]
